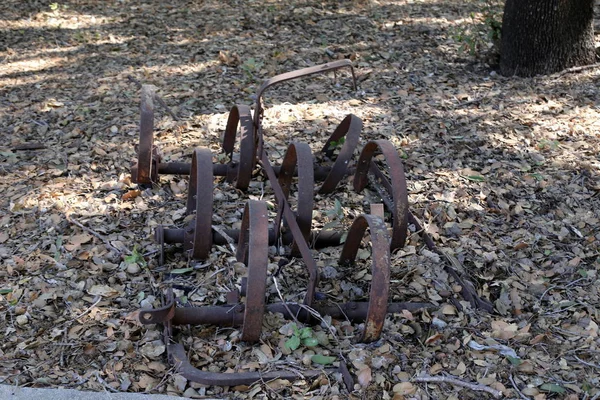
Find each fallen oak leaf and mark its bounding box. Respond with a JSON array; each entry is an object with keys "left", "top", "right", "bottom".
[
  {"left": 88, "top": 284, "right": 119, "bottom": 297},
  {"left": 122, "top": 189, "right": 141, "bottom": 201}
]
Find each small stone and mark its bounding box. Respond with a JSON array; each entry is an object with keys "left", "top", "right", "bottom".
[
  {"left": 126, "top": 263, "right": 141, "bottom": 274},
  {"left": 16, "top": 315, "right": 28, "bottom": 326}
]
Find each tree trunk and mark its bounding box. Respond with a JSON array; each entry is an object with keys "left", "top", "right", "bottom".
[{"left": 500, "top": 0, "right": 595, "bottom": 77}]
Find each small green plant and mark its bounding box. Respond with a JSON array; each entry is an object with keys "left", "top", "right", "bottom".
[
  {"left": 125, "top": 246, "right": 147, "bottom": 267},
  {"left": 453, "top": 0, "right": 503, "bottom": 58},
  {"left": 327, "top": 137, "right": 345, "bottom": 152},
  {"left": 49, "top": 2, "right": 68, "bottom": 12},
  {"left": 284, "top": 324, "right": 319, "bottom": 351},
  {"left": 241, "top": 58, "right": 263, "bottom": 78},
  {"left": 537, "top": 139, "right": 559, "bottom": 151}
]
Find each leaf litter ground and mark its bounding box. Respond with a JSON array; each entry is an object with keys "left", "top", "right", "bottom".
[{"left": 1, "top": 0, "right": 600, "bottom": 399}]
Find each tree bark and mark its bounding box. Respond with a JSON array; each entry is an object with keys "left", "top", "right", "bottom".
[{"left": 500, "top": 0, "right": 595, "bottom": 77}]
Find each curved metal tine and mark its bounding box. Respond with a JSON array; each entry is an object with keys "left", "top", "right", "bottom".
[
  {"left": 259, "top": 151, "right": 319, "bottom": 306},
  {"left": 184, "top": 148, "right": 214, "bottom": 260},
  {"left": 134, "top": 85, "right": 156, "bottom": 184},
  {"left": 236, "top": 200, "right": 269, "bottom": 342},
  {"left": 155, "top": 225, "right": 165, "bottom": 266},
  {"left": 339, "top": 214, "right": 391, "bottom": 343},
  {"left": 252, "top": 59, "right": 356, "bottom": 130},
  {"left": 168, "top": 343, "right": 325, "bottom": 386},
  {"left": 139, "top": 298, "right": 176, "bottom": 325},
  {"left": 318, "top": 114, "right": 362, "bottom": 194},
  {"left": 221, "top": 105, "right": 255, "bottom": 189},
  {"left": 278, "top": 142, "right": 315, "bottom": 255},
  {"left": 353, "top": 139, "right": 409, "bottom": 252}
]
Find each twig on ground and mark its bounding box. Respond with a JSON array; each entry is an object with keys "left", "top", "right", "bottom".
[
  {"left": 557, "top": 62, "right": 600, "bottom": 76},
  {"left": 509, "top": 374, "right": 530, "bottom": 400},
  {"left": 572, "top": 354, "right": 600, "bottom": 369},
  {"left": 413, "top": 374, "right": 503, "bottom": 398},
  {"left": 272, "top": 277, "right": 301, "bottom": 326},
  {"left": 212, "top": 224, "right": 236, "bottom": 253},
  {"left": 66, "top": 214, "right": 130, "bottom": 256},
  {"left": 127, "top": 75, "right": 180, "bottom": 121},
  {"left": 71, "top": 295, "right": 102, "bottom": 321},
  {"left": 94, "top": 372, "right": 119, "bottom": 393}
]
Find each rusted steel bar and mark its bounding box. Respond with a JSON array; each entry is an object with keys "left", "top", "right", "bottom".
[
  {"left": 159, "top": 227, "right": 346, "bottom": 248},
  {"left": 134, "top": 85, "right": 156, "bottom": 184},
  {"left": 143, "top": 161, "right": 355, "bottom": 182},
  {"left": 339, "top": 214, "right": 390, "bottom": 342},
  {"left": 235, "top": 200, "right": 269, "bottom": 342},
  {"left": 252, "top": 60, "right": 357, "bottom": 136},
  {"left": 318, "top": 114, "right": 363, "bottom": 194},
  {"left": 140, "top": 301, "right": 434, "bottom": 326},
  {"left": 183, "top": 148, "right": 214, "bottom": 260},
  {"left": 354, "top": 139, "right": 409, "bottom": 252},
  {"left": 278, "top": 142, "right": 315, "bottom": 255},
  {"left": 168, "top": 343, "right": 325, "bottom": 386},
  {"left": 221, "top": 105, "right": 256, "bottom": 190}
]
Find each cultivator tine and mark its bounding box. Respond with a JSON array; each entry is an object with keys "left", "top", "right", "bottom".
[
  {"left": 278, "top": 142, "right": 315, "bottom": 255},
  {"left": 183, "top": 148, "right": 214, "bottom": 260},
  {"left": 236, "top": 200, "right": 269, "bottom": 342},
  {"left": 319, "top": 114, "right": 363, "bottom": 194},
  {"left": 339, "top": 215, "right": 391, "bottom": 342},
  {"left": 354, "top": 139, "right": 409, "bottom": 251},
  {"left": 168, "top": 343, "right": 325, "bottom": 386},
  {"left": 133, "top": 85, "right": 157, "bottom": 184},
  {"left": 260, "top": 149, "right": 320, "bottom": 306},
  {"left": 221, "top": 105, "right": 256, "bottom": 190}
]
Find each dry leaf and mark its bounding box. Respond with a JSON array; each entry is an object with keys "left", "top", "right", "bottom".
[
  {"left": 357, "top": 366, "right": 372, "bottom": 387},
  {"left": 122, "top": 189, "right": 141, "bottom": 201},
  {"left": 88, "top": 285, "right": 118, "bottom": 297},
  {"left": 393, "top": 382, "right": 417, "bottom": 395}
]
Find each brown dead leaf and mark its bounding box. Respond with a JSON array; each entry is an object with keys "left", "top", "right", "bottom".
[
  {"left": 122, "top": 189, "right": 141, "bottom": 201},
  {"left": 357, "top": 366, "right": 372, "bottom": 387},
  {"left": 87, "top": 285, "right": 118, "bottom": 297},
  {"left": 425, "top": 333, "right": 443, "bottom": 345},
  {"left": 491, "top": 320, "right": 518, "bottom": 340}
]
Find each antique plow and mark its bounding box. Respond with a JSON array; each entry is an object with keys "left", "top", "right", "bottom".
[{"left": 134, "top": 60, "right": 492, "bottom": 387}]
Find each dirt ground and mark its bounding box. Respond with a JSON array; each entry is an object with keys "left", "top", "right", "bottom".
[{"left": 1, "top": 0, "right": 600, "bottom": 399}]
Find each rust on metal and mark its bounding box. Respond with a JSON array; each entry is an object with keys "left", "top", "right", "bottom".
[
  {"left": 160, "top": 226, "right": 346, "bottom": 248},
  {"left": 166, "top": 301, "right": 434, "bottom": 326},
  {"left": 132, "top": 60, "right": 494, "bottom": 388},
  {"left": 168, "top": 343, "right": 325, "bottom": 386},
  {"left": 139, "top": 298, "right": 175, "bottom": 325},
  {"left": 354, "top": 139, "right": 409, "bottom": 251},
  {"left": 339, "top": 214, "right": 391, "bottom": 342},
  {"left": 183, "top": 148, "right": 214, "bottom": 260},
  {"left": 252, "top": 59, "right": 356, "bottom": 137},
  {"left": 319, "top": 114, "right": 363, "bottom": 194},
  {"left": 221, "top": 105, "right": 255, "bottom": 190},
  {"left": 278, "top": 142, "right": 315, "bottom": 254},
  {"left": 260, "top": 148, "right": 320, "bottom": 307},
  {"left": 236, "top": 200, "right": 269, "bottom": 342},
  {"left": 134, "top": 85, "right": 156, "bottom": 184}
]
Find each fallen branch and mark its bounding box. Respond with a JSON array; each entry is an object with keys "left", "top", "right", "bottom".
[
  {"left": 11, "top": 142, "right": 47, "bottom": 151},
  {"left": 509, "top": 374, "right": 531, "bottom": 400},
  {"left": 557, "top": 62, "right": 600, "bottom": 76},
  {"left": 212, "top": 224, "right": 236, "bottom": 253},
  {"left": 413, "top": 374, "right": 502, "bottom": 398},
  {"left": 66, "top": 214, "right": 130, "bottom": 256},
  {"left": 127, "top": 75, "right": 180, "bottom": 121}
]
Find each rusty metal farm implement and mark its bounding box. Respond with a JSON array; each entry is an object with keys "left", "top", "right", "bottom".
[{"left": 133, "top": 60, "right": 492, "bottom": 387}]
